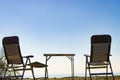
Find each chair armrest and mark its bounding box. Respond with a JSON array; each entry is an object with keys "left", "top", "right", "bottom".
[
  {"left": 23, "top": 55, "right": 34, "bottom": 58},
  {"left": 84, "top": 54, "right": 90, "bottom": 57},
  {"left": 110, "top": 54, "right": 112, "bottom": 56}
]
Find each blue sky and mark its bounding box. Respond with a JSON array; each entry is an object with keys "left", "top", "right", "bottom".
[{"left": 0, "top": 0, "right": 120, "bottom": 78}]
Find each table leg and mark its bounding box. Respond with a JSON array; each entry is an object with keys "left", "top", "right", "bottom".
[
  {"left": 45, "top": 56, "right": 51, "bottom": 80},
  {"left": 67, "top": 56, "right": 74, "bottom": 80},
  {"left": 71, "top": 56, "right": 74, "bottom": 80},
  {"left": 45, "top": 56, "right": 47, "bottom": 80}
]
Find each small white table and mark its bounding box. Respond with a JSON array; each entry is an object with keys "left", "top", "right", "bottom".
[{"left": 44, "top": 53, "right": 75, "bottom": 79}]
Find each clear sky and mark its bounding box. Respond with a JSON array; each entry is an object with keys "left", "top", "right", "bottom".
[{"left": 0, "top": 0, "right": 120, "bottom": 78}]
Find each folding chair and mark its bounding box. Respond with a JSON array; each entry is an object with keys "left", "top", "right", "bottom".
[
  {"left": 2, "top": 36, "right": 48, "bottom": 80},
  {"left": 84, "top": 35, "right": 115, "bottom": 80}
]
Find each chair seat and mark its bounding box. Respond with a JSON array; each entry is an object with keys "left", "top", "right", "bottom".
[
  {"left": 88, "top": 61, "right": 109, "bottom": 65},
  {"left": 28, "top": 61, "right": 47, "bottom": 68}
]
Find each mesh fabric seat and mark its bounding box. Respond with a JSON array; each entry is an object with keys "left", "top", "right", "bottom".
[{"left": 84, "top": 35, "right": 115, "bottom": 80}]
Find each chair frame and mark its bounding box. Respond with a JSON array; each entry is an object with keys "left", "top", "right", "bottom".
[
  {"left": 84, "top": 35, "right": 115, "bottom": 80},
  {"left": 2, "top": 36, "right": 48, "bottom": 80}
]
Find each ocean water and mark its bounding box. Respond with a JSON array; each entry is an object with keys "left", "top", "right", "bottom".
[{"left": 25, "top": 73, "right": 84, "bottom": 78}]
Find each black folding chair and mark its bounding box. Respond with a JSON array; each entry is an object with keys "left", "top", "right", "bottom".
[
  {"left": 84, "top": 35, "right": 115, "bottom": 80},
  {"left": 2, "top": 36, "right": 48, "bottom": 80}
]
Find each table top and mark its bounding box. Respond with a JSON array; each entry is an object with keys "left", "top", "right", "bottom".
[{"left": 44, "top": 53, "right": 75, "bottom": 56}]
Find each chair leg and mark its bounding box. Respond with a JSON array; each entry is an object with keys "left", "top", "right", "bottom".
[
  {"left": 2, "top": 68, "right": 7, "bottom": 80},
  {"left": 85, "top": 68, "right": 87, "bottom": 80},
  {"left": 88, "top": 64, "right": 92, "bottom": 80},
  {"left": 106, "top": 65, "right": 108, "bottom": 80},
  {"left": 109, "top": 63, "right": 115, "bottom": 80},
  {"left": 13, "top": 67, "right": 18, "bottom": 79},
  {"left": 89, "top": 72, "right": 92, "bottom": 80},
  {"left": 31, "top": 67, "right": 35, "bottom": 80},
  {"left": 45, "top": 67, "right": 48, "bottom": 80},
  {"left": 85, "top": 56, "right": 88, "bottom": 80},
  {"left": 85, "top": 65, "right": 87, "bottom": 80},
  {"left": 21, "top": 69, "right": 25, "bottom": 80}
]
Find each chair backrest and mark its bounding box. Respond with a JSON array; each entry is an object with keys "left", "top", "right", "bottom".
[
  {"left": 90, "top": 35, "right": 111, "bottom": 62},
  {"left": 2, "top": 36, "right": 23, "bottom": 64}
]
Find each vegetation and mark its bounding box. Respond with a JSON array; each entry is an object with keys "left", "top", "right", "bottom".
[
  {"left": 22, "top": 76, "right": 120, "bottom": 80},
  {"left": 0, "top": 48, "right": 19, "bottom": 77},
  {"left": 0, "top": 48, "right": 6, "bottom": 76}
]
